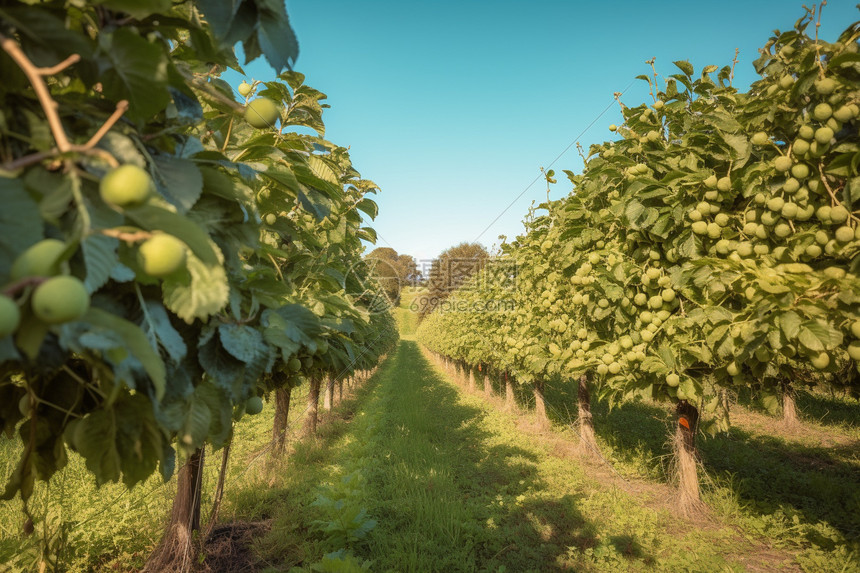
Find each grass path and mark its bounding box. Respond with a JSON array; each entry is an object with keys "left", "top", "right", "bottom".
[{"left": 246, "top": 338, "right": 822, "bottom": 572}]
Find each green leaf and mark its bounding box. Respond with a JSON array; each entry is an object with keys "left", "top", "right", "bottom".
[
  {"left": 779, "top": 311, "right": 801, "bottom": 340},
  {"left": 0, "top": 177, "right": 43, "bottom": 283},
  {"left": 797, "top": 326, "right": 824, "bottom": 352},
  {"left": 257, "top": 2, "right": 300, "bottom": 71},
  {"left": 75, "top": 409, "right": 121, "bottom": 485},
  {"left": 98, "top": 28, "right": 170, "bottom": 122},
  {"left": 96, "top": 0, "right": 172, "bottom": 19},
  {"left": 125, "top": 205, "right": 218, "bottom": 265},
  {"left": 673, "top": 60, "right": 694, "bottom": 76},
  {"left": 760, "top": 393, "right": 780, "bottom": 416},
  {"left": 356, "top": 198, "right": 378, "bottom": 219},
  {"left": 219, "top": 324, "right": 266, "bottom": 363},
  {"left": 84, "top": 308, "right": 167, "bottom": 401},
  {"left": 152, "top": 156, "right": 204, "bottom": 213},
  {"left": 162, "top": 250, "right": 229, "bottom": 323},
  {"left": 141, "top": 300, "right": 187, "bottom": 364}
]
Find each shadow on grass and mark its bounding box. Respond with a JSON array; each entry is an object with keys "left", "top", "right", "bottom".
[
  {"left": 357, "top": 342, "right": 655, "bottom": 572},
  {"left": 734, "top": 386, "right": 860, "bottom": 430},
  {"left": 541, "top": 377, "right": 860, "bottom": 547}
]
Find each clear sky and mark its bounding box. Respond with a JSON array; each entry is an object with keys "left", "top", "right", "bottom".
[{"left": 224, "top": 1, "right": 859, "bottom": 267}]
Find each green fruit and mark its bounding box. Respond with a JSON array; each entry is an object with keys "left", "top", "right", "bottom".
[
  {"left": 692, "top": 221, "right": 708, "bottom": 235},
  {"left": 714, "top": 213, "right": 730, "bottom": 227},
  {"left": 798, "top": 125, "right": 815, "bottom": 140},
  {"left": 830, "top": 205, "right": 849, "bottom": 224},
  {"left": 633, "top": 293, "right": 647, "bottom": 306},
  {"left": 850, "top": 321, "right": 860, "bottom": 339},
  {"left": 781, "top": 202, "right": 798, "bottom": 219},
  {"left": 666, "top": 373, "right": 680, "bottom": 387},
  {"left": 704, "top": 175, "right": 718, "bottom": 189},
  {"left": 767, "top": 197, "right": 785, "bottom": 212},
  {"left": 138, "top": 234, "right": 186, "bottom": 278},
  {"left": 779, "top": 74, "right": 795, "bottom": 89},
  {"left": 736, "top": 242, "right": 753, "bottom": 257},
  {"left": 0, "top": 296, "right": 20, "bottom": 338},
  {"left": 289, "top": 357, "right": 302, "bottom": 372},
  {"left": 237, "top": 81, "right": 253, "bottom": 96},
  {"left": 814, "top": 126, "right": 834, "bottom": 145},
  {"left": 688, "top": 209, "right": 703, "bottom": 222},
  {"left": 774, "top": 156, "right": 792, "bottom": 172},
  {"left": 597, "top": 363, "right": 609, "bottom": 376},
  {"left": 265, "top": 213, "right": 277, "bottom": 225},
  {"left": 10, "top": 239, "right": 67, "bottom": 281},
  {"left": 757, "top": 209, "right": 782, "bottom": 227},
  {"left": 696, "top": 201, "right": 711, "bottom": 216},
  {"left": 726, "top": 362, "right": 740, "bottom": 376},
  {"left": 99, "top": 164, "right": 152, "bottom": 208},
  {"left": 835, "top": 226, "right": 854, "bottom": 243},
  {"left": 780, "top": 45, "right": 795, "bottom": 58},
  {"left": 826, "top": 117, "right": 842, "bottom": 132},
  {"left": 18, "top": 394, "right": 31, "bottom": 417},
  {"left": 793, "top": 139, "right": 810, "bottom": 156},
  {"left": 805, "top": 244, "right": 822, "bottom": 257},
  {"left": 783, "top": 178, "right": 800, "bottom": 194},
  {"left": 774, "top": 223, "right": 791, "bottom": 238},
  {"left": 833, "top": 105, "right": 853, "bottom": 122},
  {"left": 707, "top": 222, "right": 722, "bottom": 239},
  {"left": 751, "top": 131, "right": 769, "bottom": 146},
  {"left": 815, "top": 230, "right": 829, "bottom": 245},
  {"left": 609, "top": 124, "right": 617, "bottom": 132},
  {"left": 704, "top": 190, "right": 719, "bottom": 201},
  {"left": 823, "top": 266, "right": 846, "bottom": 280},
  {"left": 245, "top": 396, "right": 264, "bottom": 415},
  {"left": 813, "top": 103, "right": 833, "bottom": 121},
  {"left": 717, "top": 177, "right": 732, "bottom": 192},
  {"left": 648, "top": 295, "right": 663, "bottom": 310},
  {"left": 754, "top": 193, "right": 766, "bottom": 205},
  {"left": 817, "top": 205, "right": 832, "bottom": 222},
  {"left": 31, "top": 276, "right": 89, "bottom": 324},
  {"left": 661, "top": 288, "right": 676, "bottom": 302},
  {"left": 653, "top": 101, "right": 664, "bottom": 110},
  {"left": 847, "top": 341, "right": 860, "bottom": 361},
  {"left": 608, "top": 362, "right": 621, "bottom": 375},
  {"left": 790, "top": 163, "right": 810, "bottom": 179},
  {"left": 810, "top": 351, "right": 830, "bottom": 370},
  {"left": 245, "top": 98, "right": 281, "bottom": 129},
  {"left": 814, "top": 77, "right": 837, "bottom": 95}
]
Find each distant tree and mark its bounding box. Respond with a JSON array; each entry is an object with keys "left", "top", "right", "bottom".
[
  {"left": 419, "top": 242, "right": 488, "bottom": 319},
  {"left": 364, "top": 247, "right": 420, "bottom": 303}
]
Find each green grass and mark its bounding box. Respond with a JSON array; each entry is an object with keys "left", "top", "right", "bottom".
[
  {"left": 396, "top": 286, "right": 422, "bottom": 339},
  {"left": 0, "top": 384, "right": 313, "bottom": 572},
  {"left": 246, "top": 341, "right": 842, "bottom": 572}
]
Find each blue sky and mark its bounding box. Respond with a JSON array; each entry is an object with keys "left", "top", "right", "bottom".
[{"left": 225, "top": 1, "right": 859, "bottom": 265}]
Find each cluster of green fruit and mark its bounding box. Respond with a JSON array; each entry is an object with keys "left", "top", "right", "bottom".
[{"left": 419, "top": 11, "right": 860, "bottom": 429}]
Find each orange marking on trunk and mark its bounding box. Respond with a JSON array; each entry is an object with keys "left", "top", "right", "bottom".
[{"left": 679, "top": 417, "right": 690, "bottom": 430}]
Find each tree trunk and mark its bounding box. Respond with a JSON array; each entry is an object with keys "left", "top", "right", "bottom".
[
  {"left": 782, "top": 381, "right": 799, "bottom": 428},
  {"left": 576, "top": 375, "right": 600, "bottom": 459},
  {"left": 468, "top": 367, "right": 476, "bottom": 392},
  {"left": 271, "top": 386, "right": 292, "bottom": 456},
  {"left": 145, "top": 448, "right": 206, "bottom": 572},
  {"left": 337, "top": 379, "right": 343, "bottom": 403},
  {"left": 323, "top": 375, "right": 334, "bottom": 411},
  {"left": 483, "top": 370, "right": 493, "bottom": 399},
  {"left": 505, "top": 372, "right": 516, "bottom": 411},
  {"left": 303, "top": 376, "right": 321, "bottom": 437},
  {"left": 533, "top": 380, "right": 550, "bottom": 430},
  {"left": 208, "top": 436, "right": 232, "bottom": 532},
  {"left": 674, "top": 401, "right": 705, "bottom": 517}
]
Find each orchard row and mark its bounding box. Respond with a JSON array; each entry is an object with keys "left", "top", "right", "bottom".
[{"left": 418, "top": 9, "right": 860, "bottom": 514}]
